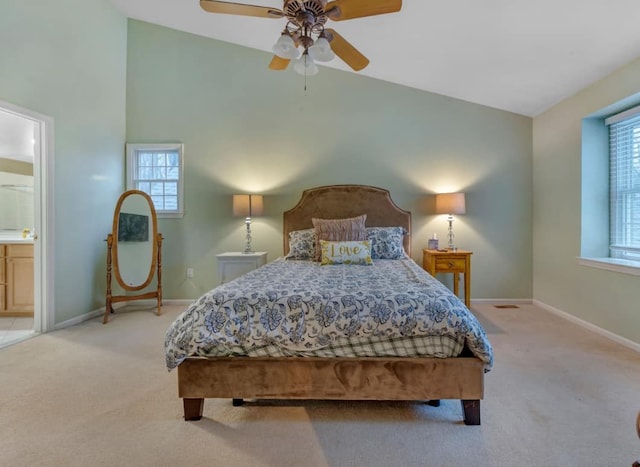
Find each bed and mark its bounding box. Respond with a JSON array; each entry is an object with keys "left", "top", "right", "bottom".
[{"left": 165, "top": 185, "right": 493, "bottom": 425}]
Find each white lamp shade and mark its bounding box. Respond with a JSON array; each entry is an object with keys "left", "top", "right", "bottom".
[
  {"left": 435, "top": 192, "right": 466, "bottom": 215},
  {"left": 272, "top": 34, "right": 300, "bottom": 60},
  {"left": 233, "top": 194, "right": 264, "bottom": 217},
  {"left": 308, "top": 37, "right": 335, "bottom": 62},
  {"left": 294, "top": 54, "right": 319, "bottom": 76}
]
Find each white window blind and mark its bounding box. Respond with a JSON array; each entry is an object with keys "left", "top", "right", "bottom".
[
  {"left": 607, "top": 108, "right": 640, "bottom": 260},
  {"left": 126, "top": 143, "right": 184, "bottom": 218}
]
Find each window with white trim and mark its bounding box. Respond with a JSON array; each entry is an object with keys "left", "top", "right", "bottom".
[
  {"left": 606, "top": 107, "right": 640, "bottom": 261},
  {"left": 126, "top": 143, "right": 184, "bottom": 218}
]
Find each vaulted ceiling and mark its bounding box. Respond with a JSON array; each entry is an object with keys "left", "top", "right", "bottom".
[{"left": 108, "top": 0, "right": 640, "bottom": 117}]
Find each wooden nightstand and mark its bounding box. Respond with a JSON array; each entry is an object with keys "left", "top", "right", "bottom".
[
  {"left": 422, "top": 249, "right": 473, "bottom": 308},
  {"left": 216, "top": 252, "right": 267, "bottom": 284}
]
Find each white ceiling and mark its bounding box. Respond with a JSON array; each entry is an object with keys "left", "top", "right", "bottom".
[{"left": 108, "top": 0, "right": 640, "bottom": 117}]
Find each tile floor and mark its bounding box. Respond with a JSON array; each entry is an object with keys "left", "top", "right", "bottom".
[{"left": 0, "top": 317, "right": 35, "bottom": 348}]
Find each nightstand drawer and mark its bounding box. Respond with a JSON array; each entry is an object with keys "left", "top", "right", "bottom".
[
  {"left": 435, "top": 257, "right": 466, "bottom": 272},
  {"left": 422, "top": 249, "right": 472, "bottom": 308}
]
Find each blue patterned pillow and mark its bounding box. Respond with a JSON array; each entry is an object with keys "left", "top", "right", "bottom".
[
  {"left": 365, "top": 226, "right": 407, "bottom": 259},
  {"left": 285, "top": 228, "right": 317, "bottom": 260}
]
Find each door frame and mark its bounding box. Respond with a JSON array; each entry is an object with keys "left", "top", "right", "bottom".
[{"left": 0, "top": 99, "right": 54, "bottom": 332}]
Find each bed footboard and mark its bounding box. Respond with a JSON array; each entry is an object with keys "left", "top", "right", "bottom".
[{"left": 177, "top": 356, "right": 484, "bottom": 424}]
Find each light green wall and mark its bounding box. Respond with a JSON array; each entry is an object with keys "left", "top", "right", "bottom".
[
  {"left": 533, "top": 58, "right": 640, "bottom": 344},
  {"left": 126, "top": 20, "right": 533, "bottom": 300},
  {"left": 0, "top": 1, "right": 128, "bottom": 323}
]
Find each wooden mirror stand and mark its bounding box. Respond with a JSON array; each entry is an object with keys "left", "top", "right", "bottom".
[{"left": 104, "top": 190, "right": 163, "bottom": 324}]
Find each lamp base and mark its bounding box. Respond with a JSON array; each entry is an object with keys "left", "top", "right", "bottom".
[
  {"left": 447, "top": 215, "right": 455, "bottom": 250},
  {"left": 243, "top": 218, "right": 253, "bottom": 254}
]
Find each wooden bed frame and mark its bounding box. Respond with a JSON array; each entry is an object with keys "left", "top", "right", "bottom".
[{"left": 177, "top": 185, "right": 485, "bottom": 425}]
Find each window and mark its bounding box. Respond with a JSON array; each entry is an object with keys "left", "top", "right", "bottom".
[
  {"left": 126, "top": 143, "right": 184, "bottom": 218},
  {"left": 606, "top": 107, "right": 640, "bottom": 261}
]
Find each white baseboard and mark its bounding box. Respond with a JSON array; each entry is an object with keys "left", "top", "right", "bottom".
[
  {"left": 123, "top": 299, "right": 195, "bottom": 307},
  {"left": 471, "top": 298, "right": 533, "bottom": 305},
  {"left": 52, "top": 299, "right": 194, "bottom": 331},
  {"left": 53, "top": 302, "right": 126, "bottom": 331},
  {"left": 56, "top": 297, "right": 639, "bottom": 356},
  {"left": 533, "top": 299, "right": 640, "bottom": 353},
  {"left": 156, "top": 298, "right": 195, "bottom": 306},
  {"left": 52, "top": 298, "right": 529, "bottom": 331}
]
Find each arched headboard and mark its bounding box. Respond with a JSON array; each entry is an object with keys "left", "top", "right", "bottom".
[{"left": 283, "top": 185, "right": 411, "bottom": 256}]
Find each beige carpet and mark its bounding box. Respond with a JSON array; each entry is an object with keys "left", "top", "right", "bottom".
[{"left": 1, "top": 302, "right": 639, "bottom": 466}]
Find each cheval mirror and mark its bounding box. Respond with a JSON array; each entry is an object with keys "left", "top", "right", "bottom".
[{"left": 104, "top": 190, "right": 163, "bottom": 324}]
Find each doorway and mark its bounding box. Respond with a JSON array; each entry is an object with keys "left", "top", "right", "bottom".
[{"left": 0, "top": 100, "right": 53, "bottom": 347}]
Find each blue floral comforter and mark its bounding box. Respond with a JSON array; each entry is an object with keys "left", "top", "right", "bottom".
[{"left": 164, "top": 257, "right": 493, "bottom": 370}]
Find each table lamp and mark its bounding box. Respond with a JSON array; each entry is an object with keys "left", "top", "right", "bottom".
[
  {"left": 233, "top": 194, "right": 264, "bottom": 253},
  {"left": 435, "top": 192, "right": 466, "bottom": 250}
]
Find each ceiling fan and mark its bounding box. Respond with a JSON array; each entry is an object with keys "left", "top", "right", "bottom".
[{"left": 199, "top": 0, "right": 402, "bottom": 75}]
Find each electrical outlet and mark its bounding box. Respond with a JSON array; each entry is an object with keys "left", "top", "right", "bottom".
[{"left": 186, "top": 268, "right": 194, "bottom": 278}]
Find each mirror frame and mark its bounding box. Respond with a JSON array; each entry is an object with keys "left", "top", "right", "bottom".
[
  {"left": 104, "top": 189, "right": 163, "bottom": 324},
  {"left": 111, "top": 190, "right": 158, "bottom": 291}
]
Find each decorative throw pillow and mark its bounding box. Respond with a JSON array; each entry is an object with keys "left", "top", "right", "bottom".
[
  {"left": 320, "top": 240, "right": 373, "bottom": 265},
  {"left": 285, "top": 228, "right": 317, "bottom": 260},
  {"left": 312, "top": 214, "right": 367, "bottom": 260},
  {"left": 365, "top": 226, "right": 407, "bottom": 259}
]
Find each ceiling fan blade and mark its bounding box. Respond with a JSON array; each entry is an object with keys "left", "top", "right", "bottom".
[
  {"left": 325, "top": 29, "right": 369, "bottom": 71},
  {"left": 269, "top": 55, "right": 290, "bottom": 70},
  {"left": 325, "top": 0, "right": 401, "bottom": 21},
  {"left": 199, "top": 0, "right": 283, "bottom": 18}
]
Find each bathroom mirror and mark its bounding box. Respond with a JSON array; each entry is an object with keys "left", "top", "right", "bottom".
[
  {"left": 104, "top": 190, "right": 163, "bottom": 323},
  {"left": 0, "top": 171, "right": 34, "bottom": 231}
]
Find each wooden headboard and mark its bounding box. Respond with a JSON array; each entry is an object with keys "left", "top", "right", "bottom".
[{"left": 283, "top": 185, "right": 412, "bottom": 256}]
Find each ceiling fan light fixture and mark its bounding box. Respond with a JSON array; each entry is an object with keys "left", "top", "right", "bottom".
[
  {"left": 198, "top": 0, "right": 404, "bottom": 74},
  {"left": 272, "top": 33, "right": 300, "bottom": 59},
  {"left": 308, "top": 36, "right": 335, "bottom": 62},
  {"left": 294, "top": 53, "right": 319, "bottom": 76}
]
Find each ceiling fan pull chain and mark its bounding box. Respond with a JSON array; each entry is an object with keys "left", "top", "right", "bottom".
[{"left": 304, "top": 53, "right": 308, "bottom": 92}]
